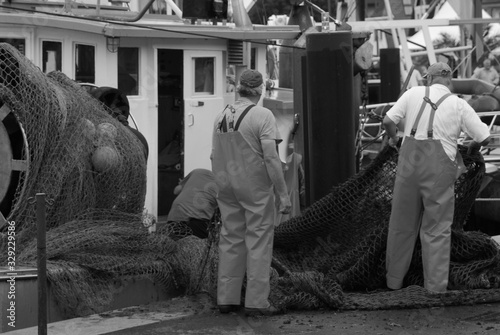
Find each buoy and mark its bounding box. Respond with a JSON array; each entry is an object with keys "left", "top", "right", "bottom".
[
  {"left": 95, "top": 122, "right": 118, "bottom": 146},
  {"left": 97, "top": 122, "right": 118, "bottom": 139},
  {"left": 91, "top": 145, "right": 120, "bottom": 172},
  {"left": 81, "top": 118, "right": 96, "bottom": 141}
]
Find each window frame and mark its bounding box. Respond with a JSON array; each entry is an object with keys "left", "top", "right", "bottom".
[
  {"left": 41, "top": 39, "right": 63, "bottom": 74},
  {"left": 117, "top": 47, "right": 140, "bottom": 96},
  {"left": 74, "top": 42, "right": 96, "bottom": 84}
]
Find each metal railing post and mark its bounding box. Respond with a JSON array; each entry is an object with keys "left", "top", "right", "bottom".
[{"left": 36, "top": 193, "right": 47, "bottom": 335}]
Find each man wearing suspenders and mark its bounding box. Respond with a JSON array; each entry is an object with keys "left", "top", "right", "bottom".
[
  {"left": 383, "top": 62, "right": 491, "bottom": 293},
  {"left": 211, "top": 69, "right": 291, "bottom": 315}
]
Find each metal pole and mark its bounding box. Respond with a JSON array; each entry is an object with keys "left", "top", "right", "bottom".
[
  {"left": 36, "top": 193, "right": 47, "bottom": 335},
  {"left": 473, "top": 0, "right": 484, "bottom": 63}
]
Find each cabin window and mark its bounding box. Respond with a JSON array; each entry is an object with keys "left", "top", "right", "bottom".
[
  {"left": 194, "top": 57, "right": 214, "bottom": 95},
  {"left": 42, "top": 41, "right": 62, "bottom": 73},
  {"left": 118, "top": 47, "right": 139, "bottom": 96},
  {"left": 75, "top": 44, "right": 95, "bottom": 83},
  {"left": 0, "top": 38, "right": 25, "bottom": 55}
]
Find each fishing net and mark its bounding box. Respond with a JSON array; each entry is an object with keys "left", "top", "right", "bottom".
[
  {"left": 0, "top": 43, "right": 147, "bottom": 250},
  {"left": 270, "top": 145, "right": 500, "bottom": 311},
  {"left": 1, "top": 42, "right": 500, "bottom": 319}
]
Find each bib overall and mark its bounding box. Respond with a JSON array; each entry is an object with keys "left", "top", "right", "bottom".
[
  {"left": 212, "top": 105, "right": 276, "bottom": 308},
  {"left": 386, "top": 87, "right": 461, "bottom": 293}
]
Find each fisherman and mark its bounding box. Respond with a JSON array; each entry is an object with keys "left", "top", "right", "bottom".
[
  {"left": 166, "top": 168, "right": 218, "bottom": 239},
  {"left": 211, "top": 69, "right": 291, "bottom": 316},
  {"left": 383, "top": 62, "right": 491, "bottom": 293}
]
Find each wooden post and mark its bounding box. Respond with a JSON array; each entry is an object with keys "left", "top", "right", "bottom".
[
  {"left": 305, "top": 32, "right": 355, "bottom": 204},
  {"left": 36, "top": 193, "right": 47, "bottom": 335}
]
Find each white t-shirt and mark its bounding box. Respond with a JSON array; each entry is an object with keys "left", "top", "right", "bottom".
[{"left": 386, "top": 84, "right": 490, "bottom": 161}]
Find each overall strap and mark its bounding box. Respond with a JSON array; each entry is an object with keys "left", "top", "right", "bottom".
[
  {"left": 410, "top": 86, "right": 453, "bottom": 138},
  {"left": 217, "top": 105, "right": 231, "bottom": 133},
  {"left": 234, "top": 104, "right": 255, "bottom": 131},
  {"left": 410, "top": 86, "right": 430, "bottom": 137},
  {"left": 426, "top": 92, "right": 453, "bottom": 138},
  {"left": 220, "top": 116, "right": 228, "bottom": 132}
]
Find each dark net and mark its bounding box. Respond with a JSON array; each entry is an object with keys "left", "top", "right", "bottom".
[
  {"left": 270, "top": 145, "right": 500, "bottom": 311},
  {"left": 0, "top": 43, "right": 499, "bottom": 318}
]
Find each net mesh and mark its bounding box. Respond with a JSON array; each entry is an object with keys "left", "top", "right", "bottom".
[
  {"left": 0, "top": 43, "right": 147, "bottom": 250},
  {"left": 0, "top": 43, "right": 499, "bottom": 318}
]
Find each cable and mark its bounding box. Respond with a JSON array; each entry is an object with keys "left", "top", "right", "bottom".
[
  {"left": 303, "top": 0, "right": 342, "bottom": 26},
  {"left": 451, "top": 46, "right": 476, "bottom": 75}
]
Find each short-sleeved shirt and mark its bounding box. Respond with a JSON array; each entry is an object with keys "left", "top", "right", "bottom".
[
  {"left": 472, "top": 67, "right": 499, "bottom": 85},
  {"left": 213, "top": 97, "right": 281, "bottom": 158},
  {"left": 167, "top": 168, "right": 218, "bottom": 222},
  {"left": 386, "top": 84, "right": 490, "bottom": 161}
]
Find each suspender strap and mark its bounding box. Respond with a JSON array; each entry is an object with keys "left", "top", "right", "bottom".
[
  {"left": 410, "top": 86, "right": 453, "bottom": 138},
  {"left": 220, "top": 115, "right": 228, "bottom": 132},
  {"left": 217, "top": 104, "right": 255, "bottom": 133},
  {"left": 217, "top": 105, "right": 230, "bottom": 133},
  {"left": 234, "top": 104, "right": 255, "bottom": 131},
  {"left": 426, "top": 92, "right": 453, "bottom": 138},
  {"left": 410, "top": 86, "right": 430, "bottom": 137}
]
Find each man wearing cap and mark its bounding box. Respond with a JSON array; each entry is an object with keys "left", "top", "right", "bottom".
[
  {"left": 383, "top": 62, "right": 490, "bottom": 293},
  {"left": 211, "top": 69, "right": 291, "bottom": 316}
]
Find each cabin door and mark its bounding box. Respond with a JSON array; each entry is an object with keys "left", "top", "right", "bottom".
[
  {"left": 157, "top": 49, "right": 183, "bottom": 217},
  {"left": 183, "top": 50, "right": 224, "bottom": 173}
]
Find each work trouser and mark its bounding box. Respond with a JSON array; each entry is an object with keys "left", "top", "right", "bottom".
[
  {"left": 386, "top": 137, "right": 457, "bottom": 293},
  {"left": 212, "top": 129, "right": 276, "bottom": 308},
  {"left": 217, "top": 193, "right": 275, "bottom": 308}
]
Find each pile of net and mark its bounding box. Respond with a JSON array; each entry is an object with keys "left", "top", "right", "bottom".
[
  {"left": 0, "top": 43, "right": 147, "bottom": 249},
  {"left": 270, "top": 145, "right": 500, "bottom": 311},
  {"left": 1, "top": 42, "right": 499, "bottom": 319}
]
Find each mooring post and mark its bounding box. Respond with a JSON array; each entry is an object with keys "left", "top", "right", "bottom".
[
  {"left": 304, "top": 31, "right": 355, "bottom": 204},
  {"left": 36, "top": 193, "right": 47, "bottom": 335}
]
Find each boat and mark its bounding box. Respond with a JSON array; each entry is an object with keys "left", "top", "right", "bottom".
[
  {"left": 2, "top": 0, "right": 497, "bottom": 228},
  {"left": 0, "top": 0, "right": 302, "bottom": 221}
]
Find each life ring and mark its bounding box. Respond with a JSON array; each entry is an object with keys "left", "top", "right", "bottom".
[{"left": 0, "top": 103, "right": 29, "bottom": 227}]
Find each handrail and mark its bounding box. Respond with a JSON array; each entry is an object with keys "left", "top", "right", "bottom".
[{"left": 359, "top": 102, "right": 396, "bottom": 110}]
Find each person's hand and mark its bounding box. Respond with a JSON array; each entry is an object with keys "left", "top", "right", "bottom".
[
  {"left": 388, "top": 135, "right": 400, "bottom": 151},
  {"left": 279, "top": 195, "right": 292, "bottom": 214},
  {"left": 467, "top": 141, "right": 482, "bottom": 155}
]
